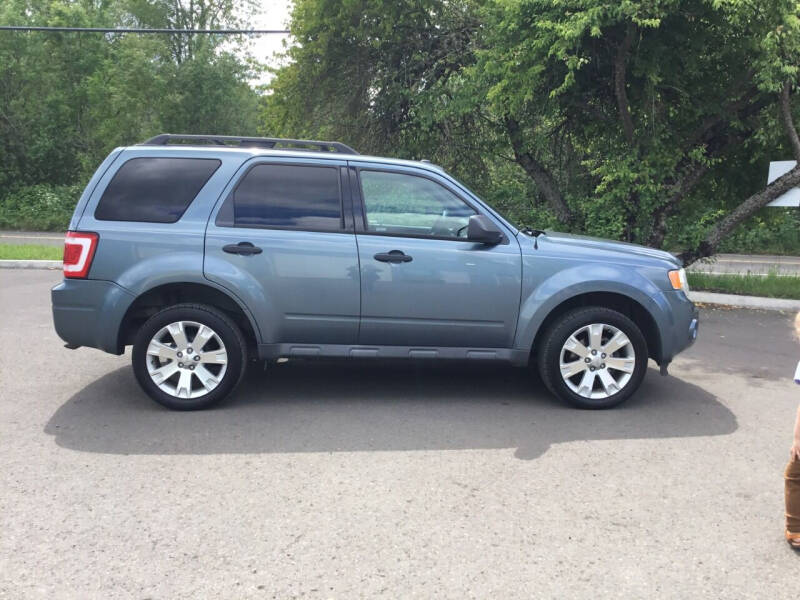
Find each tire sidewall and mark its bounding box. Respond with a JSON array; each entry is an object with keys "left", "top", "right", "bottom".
[
  {"left": 540, "top": 307, "right": 648, "bottom": 409},
  {"left": 132, "top": 305, "right": 245, "bottom": 410}
]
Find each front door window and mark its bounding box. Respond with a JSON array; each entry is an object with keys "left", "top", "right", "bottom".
[{"left": 359, "top": 170, "right": 476, "bottom": 239}]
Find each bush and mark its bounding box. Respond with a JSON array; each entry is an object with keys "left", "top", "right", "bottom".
[
  {"left": 666, "top": 207, "right": 800, "bottom": 256},
  {"left": 717, "top": 208, "right": 800, "bottom": 255},
  {"left": 0, "top": 185, "right": 82, "bottom": 231}
]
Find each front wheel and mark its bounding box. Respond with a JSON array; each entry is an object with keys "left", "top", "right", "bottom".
[
  {"left": 537, "top": 306, "right": 648, "bottom": 409},
  {"left": 132, "top": 304, "right": 246, "bottom": 410}
]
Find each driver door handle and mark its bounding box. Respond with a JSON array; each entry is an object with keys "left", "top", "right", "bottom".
[{"left": 374, "top": 250, "right": 412, "bottom": 263}]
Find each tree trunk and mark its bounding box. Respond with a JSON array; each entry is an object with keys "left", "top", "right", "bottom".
[
  {"left": 504, "top": 117, "right": 574, "bottom": 224},
  {"left": 614, "top": 25, "right": 636, "bottom": 146},
  {"left": 676, "top": 164, "right": 800, "bottom": 266},
  {"left": 780, "top": 82, "right": 800, "bottom": 162},
  {"left": 647, "top": 162, "right": 709, "bottom": 248},
  {"left": 677, "top": 82, "right": 800, "bottom": 266}
]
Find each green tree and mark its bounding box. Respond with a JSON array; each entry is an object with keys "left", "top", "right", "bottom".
[
  {"left": 263, "top": 0, "right": 800, "bottom": 264},
  {"left": 0, "top": 0, "right": 261, "bottom": 205}
]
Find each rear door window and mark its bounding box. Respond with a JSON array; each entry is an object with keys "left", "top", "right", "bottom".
[
  {"left": 95, "top": 157, "right": 221, "bottom": 223},
  {"left": 216, "top": 164, "right": 342, "bottom": 231}
]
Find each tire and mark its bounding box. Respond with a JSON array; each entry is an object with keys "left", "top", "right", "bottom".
[
  {"left": 132, "top": 303, "right": 247, "bottom": 410},
  {"left": 537, "top": 306, "right": 648, "bottom": 409}
]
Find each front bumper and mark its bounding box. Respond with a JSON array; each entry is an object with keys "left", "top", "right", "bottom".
[
  {"left": 688, "top": 314, "right": 699, "bottom": 345},
  {"left": 661, "top": 290, "right": 699, "bottom": 365},
  {"left": 52, "top": 279, "right": 135, "bottom": 354}
]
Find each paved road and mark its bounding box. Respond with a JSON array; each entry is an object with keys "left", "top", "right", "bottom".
[
  {"left": 1, "top": 270, "right": 799, "bottom": 599},
  {"left": 0, "top": 230, "right": 64, "bottom": 247},
  {"left": 687, "top": 253, "right": 800, "bottom": 276},
  {"left": 2, "top": 230, "right": 799, "bottom": 275}
]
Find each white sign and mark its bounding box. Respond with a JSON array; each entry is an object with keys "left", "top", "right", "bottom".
[{"left": 767, "top": 160, "right": 800, "bottom": 206}]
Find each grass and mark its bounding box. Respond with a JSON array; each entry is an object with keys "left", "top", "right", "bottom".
[
  {"left": 0, "top": 243, "right": 62, "bottom": 260},
  {"left": 687, "top": 271, "right": 800, "bottom": 300}
]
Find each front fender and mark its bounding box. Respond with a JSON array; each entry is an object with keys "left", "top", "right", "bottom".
[{"left": 514, "top": 263, "right": 673, "bottom": 359}]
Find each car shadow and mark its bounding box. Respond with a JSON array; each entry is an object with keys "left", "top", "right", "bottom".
[{"left": 44, "top": 361, "right": 737, "bottom": 459}]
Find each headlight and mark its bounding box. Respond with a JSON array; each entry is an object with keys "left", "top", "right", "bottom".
[{"left": 668, "top": 268, "right": 689, "bottom": 292}]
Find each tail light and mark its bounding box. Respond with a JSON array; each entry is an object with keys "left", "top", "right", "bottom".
[{"left": 63, "top": 231, "right": 99, "bottom": 279}]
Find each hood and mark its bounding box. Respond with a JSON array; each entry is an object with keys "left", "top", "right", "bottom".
[{"left": 524, "top": 230, "right": 681, "bottom": 267}]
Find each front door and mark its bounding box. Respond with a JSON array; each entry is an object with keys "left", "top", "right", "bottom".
[
  {"left": 205, "top": 158, "right": 360, "bottom": 344},
  {"left": 351, "top": 165, "right": 522, "bottom": 348}
]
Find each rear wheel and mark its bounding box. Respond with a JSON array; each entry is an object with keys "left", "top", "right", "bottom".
[
  {"left": 537, "top": 306, "right": 648, "bottom": 409},
  {"left": 132, "top": 304, "right": 246, "bottom": 410}
]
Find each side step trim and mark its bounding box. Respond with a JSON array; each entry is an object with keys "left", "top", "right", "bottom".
[{"left": 258, "top": 343, "right": 529, "bottom": 366}]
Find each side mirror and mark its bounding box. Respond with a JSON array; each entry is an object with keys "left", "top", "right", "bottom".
[{"left": 467, "top": 214, "right": 504, "bottom": 245}]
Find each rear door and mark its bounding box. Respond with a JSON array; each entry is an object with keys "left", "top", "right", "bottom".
[
  {"left": 205, "top": 157, "right": 360, "bottom": 344},
  {"left": 350, "top": 163, "right": 522, "bottom": 348}
]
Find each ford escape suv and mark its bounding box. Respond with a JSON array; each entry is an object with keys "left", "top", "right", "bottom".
[{"left": 52, "top": 134, "right": 698, "bottom": 410}]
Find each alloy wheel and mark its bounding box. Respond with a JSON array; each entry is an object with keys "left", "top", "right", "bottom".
[
  {"left": 558, "top": 323, "right": 636, "bottom": 400},
  {"left": 145, "top": 320, "right": 228, "bottom": 399}
]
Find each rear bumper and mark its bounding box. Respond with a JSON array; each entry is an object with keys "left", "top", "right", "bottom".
[{"left": 51, "top": 279, "right": 135, "bottom": 354}]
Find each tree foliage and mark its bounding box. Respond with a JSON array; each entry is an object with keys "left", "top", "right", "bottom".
[
  {"left": 263, "top": 0, "right": 800, "bottom": 263},
  {"left": 0, "top": 0, "right": 260, "bottom": 196},
  {"left": 2, "top": 0, "right": 798, "bottom": 255}
]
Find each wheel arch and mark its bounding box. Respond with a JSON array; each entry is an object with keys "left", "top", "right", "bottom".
[
  {"left": 118, "top": 281, "right": 260, "bottom": 356},
  {"left": 528, "top": 291, "right": 662, "bottom": 365}
]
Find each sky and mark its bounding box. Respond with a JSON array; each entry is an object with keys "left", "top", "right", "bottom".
[{"left": 245, "top": 0, "right": 294, "bottom": 86}]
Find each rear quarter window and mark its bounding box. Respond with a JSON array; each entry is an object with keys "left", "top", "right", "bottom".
[{"left": 95, "top": 157, "right": 221, "bottom": 223}]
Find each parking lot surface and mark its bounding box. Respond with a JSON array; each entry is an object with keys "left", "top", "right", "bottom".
[{"left": 1, "top": 270, "right": 799, "bottom": 599}]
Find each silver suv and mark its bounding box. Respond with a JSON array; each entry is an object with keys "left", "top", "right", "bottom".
[{"left": 52, "top": 134, "right": 698, "bottom": 410}]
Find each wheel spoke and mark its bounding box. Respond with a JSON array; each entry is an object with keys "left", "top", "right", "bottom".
[
  {"left": 597, "top": 369, "right": 620, "bottom": 395},
  {"left": 147, "top": 319, "right": 229, "bottom": 399},
  {"left": 560, "top": 360, "right": 588, "bottom": 378},
  {"left": 563, "top": 335, "right": 589, "bottom": 358},
  {"left": 194, "top": 365, "right": 219, "bottom": 391},
  {"left": 147, "top": 340, "right": 178, "bottom": 362},
  {"left": 198, "top": 350, "right": 227, "bottom": 365},
  {"left": 605, "top": 357, "right": 635, "bottom": 373},
  {"left": 603, "top": 331, "right": 630, "bottom": 354},
  {"left": 167, "top": 322, "right": 188, "bottom": 349},
  {"left": 559, "top": 321, "right": 637, "bottom": 400},
  {"left": 175, "top": 370, "right": 193, "bottom": 398},
  {"left": 192, "top": 325, "right": 215, "bottom": 351},
  {"left": 150, "top": 361, "right": 179, "bottom": 383},
  {"left": 576, "top": 370, "right": 596, "bottom": 397},
  {"left": 588, "top": 323, "right": 604, "bottom": 350}
]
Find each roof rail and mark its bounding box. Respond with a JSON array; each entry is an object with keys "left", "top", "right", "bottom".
[{"left": 140, "top": 134, "right": 359, "bottom": 155}]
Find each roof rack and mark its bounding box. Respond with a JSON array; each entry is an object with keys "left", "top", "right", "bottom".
[{"left": 140, "top": 134, "right": 359, "bottom": 155}]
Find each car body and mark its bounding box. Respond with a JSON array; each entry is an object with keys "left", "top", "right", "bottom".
[{"left": 52, "top": 134, "right": 698, "bottom": 409}]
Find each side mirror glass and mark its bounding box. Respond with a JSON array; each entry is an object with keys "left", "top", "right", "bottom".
[{"left": 467, "top": 214, "right": 504, "bottom": 245}]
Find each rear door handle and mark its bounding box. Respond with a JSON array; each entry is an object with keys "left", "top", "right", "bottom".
[
  {"left": 223, "top": 242, "right": 263, "bottom": 256},
  {"left": 374, "top": 250, "right": 412, "bottom": 263}
]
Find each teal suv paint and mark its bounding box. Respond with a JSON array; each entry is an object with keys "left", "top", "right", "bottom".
[{"left": 52, "top": 134, "right": 698, "bottom": 410}]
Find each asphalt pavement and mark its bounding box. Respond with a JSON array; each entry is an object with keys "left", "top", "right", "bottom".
[
  {"left": 0, "top": 231, "right": 64, "bottom": 246},
  {"left": 687, "top": 253, "right": 800, "bottom": 276},
  {"left": 1, "top": 270, "right": 800, "bottom": 599}
]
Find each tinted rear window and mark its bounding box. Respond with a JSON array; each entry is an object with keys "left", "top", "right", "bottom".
[
  {"left": 95, "top": 157, "right": 221, "bottom": 223},
  {"left": 216, "top": 164, "right": 342, "bottom": 231}
]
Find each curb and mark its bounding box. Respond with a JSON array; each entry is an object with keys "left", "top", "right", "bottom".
[
  {"left": 688, "top": 291, "right": 800, "bottom": 312},
  {"left": 0, "top": 259, "right": 61, "bottom": 270}
]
